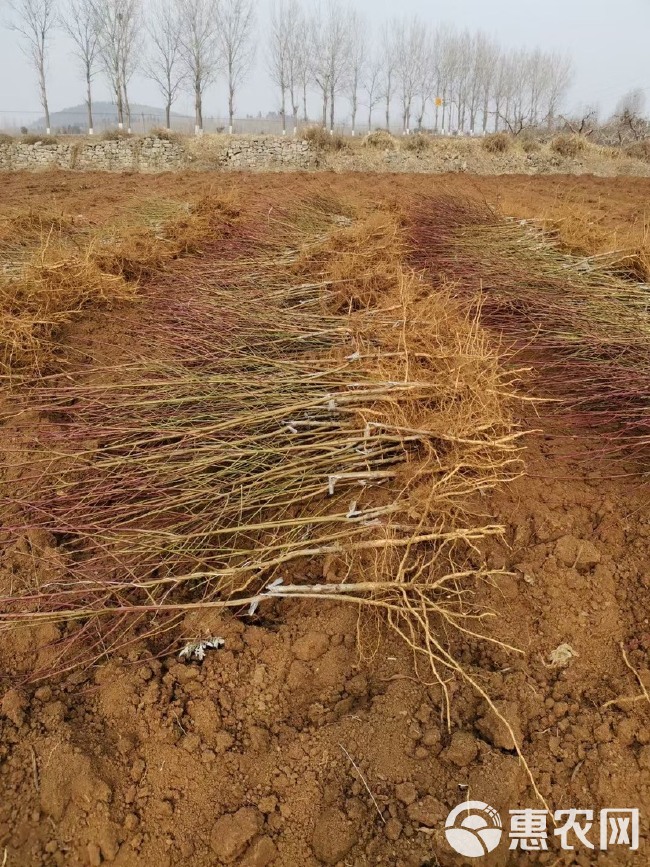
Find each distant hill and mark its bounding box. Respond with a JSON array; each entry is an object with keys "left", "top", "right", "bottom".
[{"left": 32, "top": 102, "right": 192, "bottom": 133}]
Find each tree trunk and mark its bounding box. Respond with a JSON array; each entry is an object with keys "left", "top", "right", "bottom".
[
  {"left": 38, "top": 64, "right": 51, "bottom": 134},
  {"left": 302, "top": 83, "right": 308, "bottom": 122},
  {"left": 329, "top": 83, "right": 335, "bottom": 131},
  {"left": 368, "top": 105, "right": 372, "bottom": 131},
  {"left": 195, "top": 79, "right": 203, "bottom": 134},
  {"left": 86, "top": 65, "right": 94, "bottom": 135},
  {"left": 321, "top": 91, "right": 327, "bottom": 128},
  {"left": 116, "top": 79, "right": 124, "bottom": 130},
  {"left": 280, "top": 86, "right": 286, "bottom": 135},
  {"left": 123, "top": 83, "right": 132, "bottom": 133},
  {"left": 166, "top": 101, "right": 171, "bottom": 130},
  {"left": 229, "top": 84, "right": 234, "bottom": 135}
]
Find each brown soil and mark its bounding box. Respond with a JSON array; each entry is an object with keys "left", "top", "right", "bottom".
[
  {"left": 1, "top": 172, "right": 649, "bottom": 867},
  {"left": 2, "top": 170, "right": 649, "bottom": 266}
]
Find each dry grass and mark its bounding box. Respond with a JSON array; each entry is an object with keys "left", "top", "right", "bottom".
[
  {"left": 363, "top": 130, "right": 397, "bottom": 150},
  {"left": 408, "top": 194, "right": 650, "bottom": 456},
  {"left": 20, "top": 134, "right": 59, "bottom": 146},
  {"left": 520, "top": 137, "right": 541, "bottom": 154},
  {"left": 625, "top": 140, "right": 650, "bottom": 162},
  {"left": 0, "top": 243, "right": 133, "bottom": 372},
  {"left": 401, "top": 133, "right": 431, "bottom": 153},
  {"left": 303, "top": 126, "right": 349, "bottom": 151},
  {"left": 149, "top": 127, "right": 182, "bottom": 141},
  {"left": 516, "top": 197, "right": 650, "bottom": 282},
  {"left": 1, "top": 192, "right": 523, "bottom": 693},
  {"left": 0, "top": 192, "right": 240, "bottom": 373},
  {"left": 482, "top": 133, "right": 511, "bottom": 154},
  {"left": 100, "top": 129, "right": 134, "bottom": 141},
  {"left": 551, "top": 134, "right": 587, "bottom": 158}
]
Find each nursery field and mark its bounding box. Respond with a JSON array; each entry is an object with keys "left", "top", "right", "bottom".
[{"left": 0, "top": 170, "right": 649, "bottom": 867}]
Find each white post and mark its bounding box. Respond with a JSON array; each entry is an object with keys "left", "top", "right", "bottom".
[{"left": 88, "top": 128, "right": 94, "bottom": 135}]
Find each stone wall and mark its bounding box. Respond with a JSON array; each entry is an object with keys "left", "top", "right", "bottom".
[
  {"left": 211, "top": 136, "right": 314, "bottom": 170},
  {"left": 0, "top": 135, "right": 314, "bottom": 173},
  {"left": 1, "top": 134, "right": 648, "bottom": 177},
  {"left": 0, "top": 136, "right": 189, "bottom": 172}
]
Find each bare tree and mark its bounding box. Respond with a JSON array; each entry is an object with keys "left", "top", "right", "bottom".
[
  {"left": 616, "top": 88, "right": 646, "bottom": 120},
  {"left": 435, "top": 24, "right": 457, "bottom": 133},
  {"left": 613, "top": 89, "right": 648, "bottom": 141},
  {"left": 144, "top": 0, "right": 185, "bottom": 130},
  {"left": 362, "top": 50, "right": 382, "bottom": 131},
  {"left": 560, "top": 106, "right": 598, "bottom": 137},
  {"left": 178, "top": 0, "right": 219, "bottom": 134},
  {"left": 268, "top": 0, "right": 304, "bottom": 135},
  {"left": 543, "top": 52, "right": 572, "bottom": 130},
  {"left": 394, "top": 15, "right": 427, "bottom": 134},
  {"left": 268, "top": 0, "right": 290, "bottom": 134},
  {"left": 345, "top": 9, "right": 365, "bottom": 136},
  {"left": 379, "top": 21, "right": 396, "bottom": 130},
  {"left": 309, "top": 3, "right": 330, "bottom": 128},
  {"left": 310, "top": 0, "right": 350, "bottom": 132},
  {"left": 61, "top": 0, "right": 98, "bottom": 133},
  {"left": 287, "top": 3, "right": 307, "bottom": 133},
  {"left": 8, "top": 0, "right": 57, "bottom": 134},
  {"left": 216, "top": 0, "right": 255, "bottom": 135},
  {"left": 93, "top": 0, "right": 140, "bottom": 131},
  {"left": 290, "top": 7, "right": 310, "bottom": 125},
  {"left": 414, "top": 26, "right": 434, "bottom": 131}
]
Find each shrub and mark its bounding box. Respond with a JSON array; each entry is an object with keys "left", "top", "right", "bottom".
[
  {"left": 482, "top": 132, "right": 511, "bottom": 154},
  {"left": 551, "top": 135, "right": 587, "bottom": 158},
  {"left": 149, "top": 127, "right": 180, "bottom": 141},
  {"left": 521, "top": 137, "right": 541, "bottom": 154},
  {"left": 303, "top": 125, "right": 348, "bottom": 151},
  {"left": 484, "top": 132, "right": 511, "bottom": 152},
  {"left": 363, "top": 129, "right": 397, "bottom": 150},
  {"left": 0, "top": 132, "right": 14, "bottom": 144},
  {"left": 100, "top": 129, "right": 134, "bottom": 141},
  {"left": 402, "top": 133, "right": 431, "bottom": 153},
  {"left": 625, "top": 140, "right": 650, "bottom": 162},
  {"left": 20, "top": 134, "right": 58, "bottom": 145}
]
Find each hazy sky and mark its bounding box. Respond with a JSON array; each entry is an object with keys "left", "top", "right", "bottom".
[{"left": 0, "top": 0, "right": 648, "bottom": 127}]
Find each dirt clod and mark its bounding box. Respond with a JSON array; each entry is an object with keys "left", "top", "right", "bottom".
[
  {"left": 311, "top": 807, "right": 358, "bottom": 864},
  {"left": 441, "top": 730, "right": 479, "bottom": 766},
  {"left": 240, "top": 835, "right": 278, "bottom": 867},
  {"left": 555, "top": 534, "right": 602, "bottom": 569},
  {"left": 405, "top": 796, "right": 446, "bottom": 827},
  {"left": 476, "top": 700, "right": 523, "bottom": 751},
  {"left": 292, "top": 631, "right": 330, "bottom": 661},
  {"left": 1, "top": 688, "right": 26, "bottom": 727},
  {"left": 210, "top": 807, "right": 264, "bottom": 863}
]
